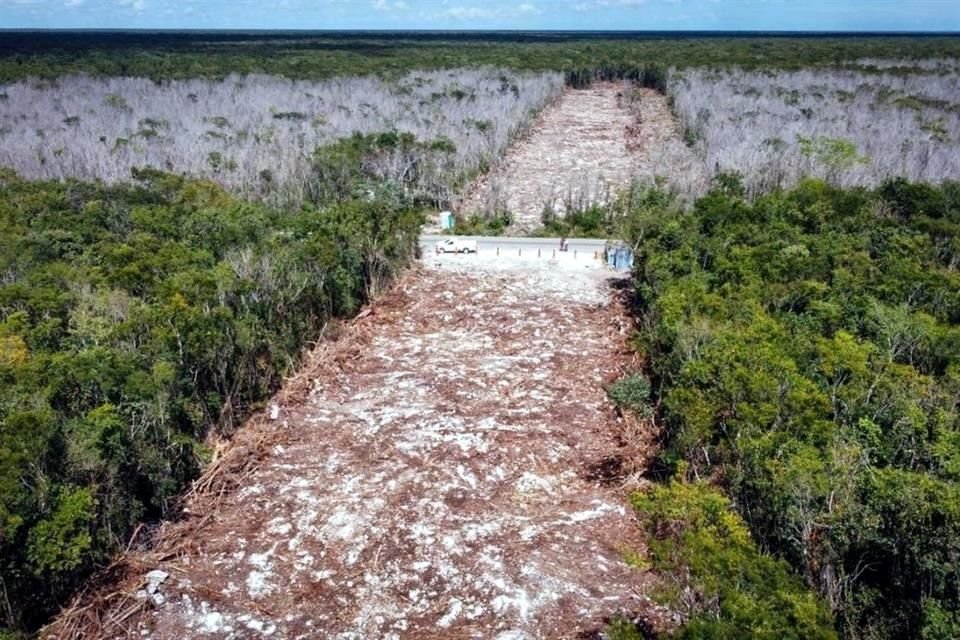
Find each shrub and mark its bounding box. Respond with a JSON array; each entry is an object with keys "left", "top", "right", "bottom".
[
  {"left": 606, "top": 618, "right": 647, "bottom": 640},
  {"left": 452, "top": 211, "right": 513, "bottom": 236},
  {"left": 607, "top": 374, "right": 652, "bottom": 417},
  {"left": 272, "top": 111, "right": 308, "bottom": 121},
  {"left": 632, "top": 480, "right": 837, "bottom": 640}
]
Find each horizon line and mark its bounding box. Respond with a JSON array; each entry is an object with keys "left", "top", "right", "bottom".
[{"left": 2, "top": 28, "right": 959, "bottom": 35}]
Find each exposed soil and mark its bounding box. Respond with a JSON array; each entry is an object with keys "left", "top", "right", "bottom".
[
  {"left": 458, "top": 83, "right": 704, "bottom": 231},
  {"left": 88, "top": 254, "right": 669, "bottom": 639}
]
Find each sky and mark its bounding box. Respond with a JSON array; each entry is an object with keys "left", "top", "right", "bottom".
[{"left": 1, "top": 0, "right": 959, "bottom": 32}]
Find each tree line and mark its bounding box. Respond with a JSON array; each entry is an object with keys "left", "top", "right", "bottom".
[
  {"left": 2, "top": 33, "right": 960, "bottom": 83},
  {"left": 622, "top": 175, "right": 960, "bottom": 638}
]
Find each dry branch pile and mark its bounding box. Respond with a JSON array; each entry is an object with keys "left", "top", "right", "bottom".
[{"left": 48, "top": 256, "right": 671, "bottom": 639}]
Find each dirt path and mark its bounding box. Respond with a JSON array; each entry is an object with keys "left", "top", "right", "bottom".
[
  {"left": 458, "top": 83, "right": 705, "bottom": 231},
  {"left": 112, "top": 255, "right": 665, "bottom": 639}
]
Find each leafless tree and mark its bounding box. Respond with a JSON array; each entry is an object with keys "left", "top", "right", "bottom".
[
  {"left": 666, "top": 63, "right": 960, "bottom": 194},
  {"left": 0, "top": 69, "right": 563, "bottom": 206}
]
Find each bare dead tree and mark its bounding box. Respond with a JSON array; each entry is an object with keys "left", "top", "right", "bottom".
[
  {"left": 0, "top": 69, "right": 563, "bottom": 207},
  {"left": 666, "top": 64, "right": 960, "bottom": 193}
]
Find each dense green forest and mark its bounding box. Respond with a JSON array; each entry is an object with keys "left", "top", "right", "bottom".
[
  {"left": 2, "top": 32, "right": 960, "bottom": 82},
  {"left": 622, "top": 177, "right": 960, "bottom": 638},
  {"left": 0, "top": 162, "right": 420, "bottom": 633}
]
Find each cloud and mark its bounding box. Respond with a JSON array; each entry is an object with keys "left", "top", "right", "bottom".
[
  {"left": 64, "top": 0, "right": 84, "bottom": 6},
  {"left": 372, "top": 0, "right": 408, "bottom": 10},
  {"left": 435, "top": 5, "right": 495, "bottom": 19},
  {"left": 115, "top": 0, "right": 145, "bottom": 12},
  {"left": 434, "top": 2, "right": 540, "bottom": 20},
  {"left": 573, "top": 0, "right": 646, "bottom": 9}
]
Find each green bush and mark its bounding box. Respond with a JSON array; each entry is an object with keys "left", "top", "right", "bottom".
[
  {"left": 540, "top": 204, "right": 612, "bottom": 238},
  {"left": 452, "top": 211, "right": 513, "bottom": 236},
  {"left": 606, "top": 617, "right": 647, "bottom": 640},
  {"left": 632, "top": 481, "right": 837, "bottom": 640},
  {"left": 607, "top": 373, "right": 652, "bottom": 417},
  {"left": 311, "top": 132, "right": 456, "bottom": 208}
]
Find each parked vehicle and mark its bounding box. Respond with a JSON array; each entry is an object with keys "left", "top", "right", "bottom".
[{"left": 435, "top": 238, "right": 478, "bottom": 254}]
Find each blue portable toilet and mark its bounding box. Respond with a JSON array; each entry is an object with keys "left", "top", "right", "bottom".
[
  {"left": 439, "top": 211, "right": 454, "bottom": 230},
  {"left": 605, "top": 241, "right": 634, "bottom": 272},
  {"left": 606, "top": 246, "right": 618, "bottom": 269}
]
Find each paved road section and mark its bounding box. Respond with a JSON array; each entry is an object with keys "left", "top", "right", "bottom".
[{"left": 420, "top": 234, "right": 609, "bottom": 257}]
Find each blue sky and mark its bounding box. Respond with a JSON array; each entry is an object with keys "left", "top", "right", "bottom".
[{"left": 1, "top": 0, "right": 958, "bottom": 31}]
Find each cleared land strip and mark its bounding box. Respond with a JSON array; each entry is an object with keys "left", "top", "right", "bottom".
[
  {"left": 459, "top": 82, "right": 704, "bottom": 230},
  {"left": 104, "top": 253, "right": 665, "bottom": 639}
]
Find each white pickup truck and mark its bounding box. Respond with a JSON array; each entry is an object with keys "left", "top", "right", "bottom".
[{"left": 435, "top": 238, "right": 478, "bottom": 254}]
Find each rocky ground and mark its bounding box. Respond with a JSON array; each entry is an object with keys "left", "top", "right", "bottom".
[
  {"left": 90, "top": 252, "right": 668, "bottom": 639},
  {"left": 457, "top": 83, "right": 706, "bottom": 231}
]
